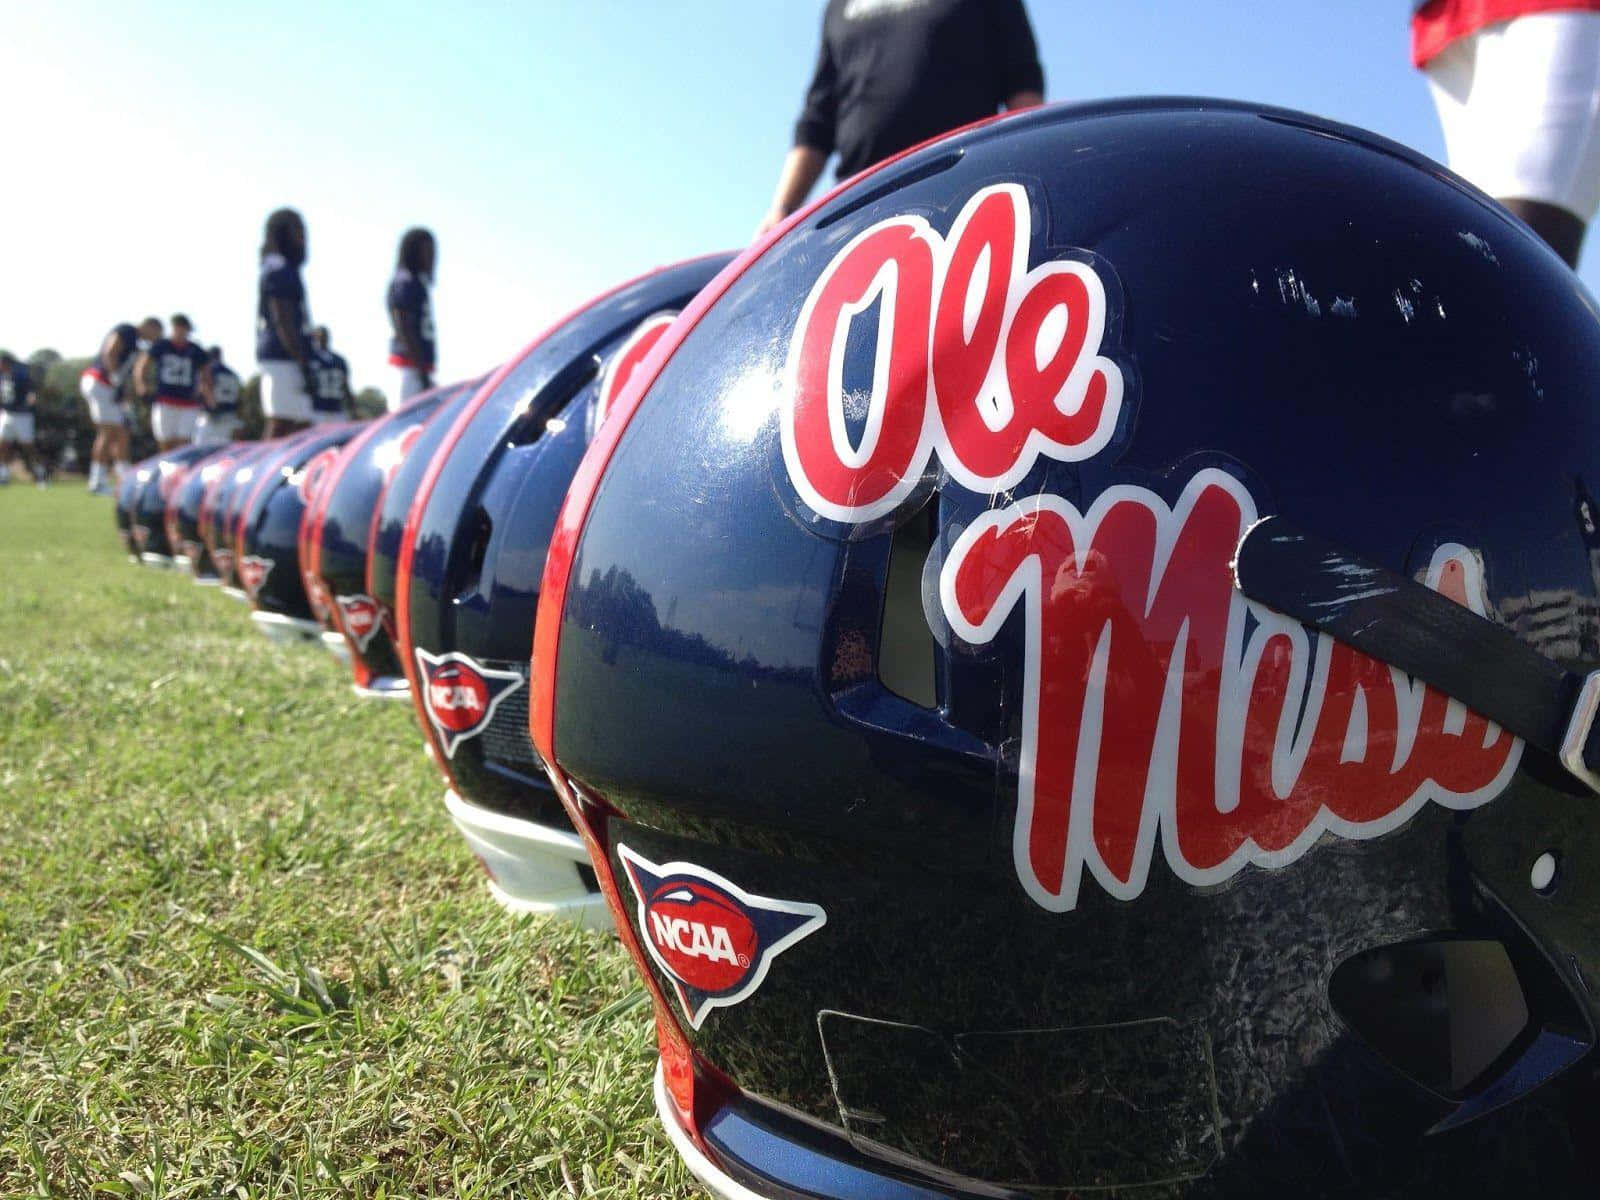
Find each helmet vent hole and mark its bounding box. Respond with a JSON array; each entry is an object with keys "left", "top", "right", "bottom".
[
  {"left": 455, "top": 509, "right": 493, "bottom": 600},
  {"left": 879, "top": 504, "right": 938, "bottom": 708},
  {"left": 1531, "top": 851, "right": 1559, "bottom": 895},
  {"left": 1329, "top": 938, "right": 1531, "bottom": 1098}
]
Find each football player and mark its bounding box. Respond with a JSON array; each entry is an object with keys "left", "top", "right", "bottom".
[
  {"left": 0, "top": 351, "right": 44, "bottom": 486},
  {"left": 194, "top": 346, "right": 241, "bottom": 445},
  {"left": 257, "top": 208, "right": 315, "bottom": 438},
  {"left": 310, "top": 326, "right": 352, "bottom": 424},
  {"left": 136, "top": 314, "right": 209, "bottom": 450},
  {"left": 386, "top": 227, "right": 435, "bottom": 410},
  {"left": 80, "top": 317, "right": 155, "bottom": 493}
]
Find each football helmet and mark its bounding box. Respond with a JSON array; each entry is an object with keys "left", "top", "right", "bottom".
[
  {"left": 531, "top": 100, "right": 1600, "bottom": 1197},
  {"left": 396, "top": 253, "right": 732, "bottom": 924},
  {"left": 299, "top": 381, "right": 478, "bottom": 696},
  {"left": 130, "top": 444, "right": 213, "bottom": 566},
  {"left": 234, "top": 422, "right": 364, "bottom": 644},
  {"left": 201, "top": 440, "right": 280, "bottom": 598},
  {"left": 363, "top": 384, "right": 479, "bottom": 698},
  {"left": 166, "top": 444, "right": 237, "bottom": 582},
  {"left": 114, "top": 460, "right": 148, "bottom": 560}
]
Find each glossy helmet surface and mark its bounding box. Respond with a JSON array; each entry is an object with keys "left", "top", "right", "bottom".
[
  {"left": 364, "top": 385, "right": 479, "bottom": 696},
  {"left": 533, "top": 100, "right": 1600, "bottom": 1198},
  {"left": 301, "top": 382, "right": 476, "bottom": 696},
  {"left": 397, "top": 253, "right": 733, "bottom": 925},
  {"left": 114, "top": 459, "right": 152, "bottom": 559},
  {"left": 131, "top": 444, "right": 214, "bottom": 566},
  {"left": 235, "top": 422, "right": 363, "bottom": 644},
  {"left": 201, "top": 440, "right": 279, "bottom": 595},
  {"left": 166, "top": 444, "right": 237, "bottom": 581}
]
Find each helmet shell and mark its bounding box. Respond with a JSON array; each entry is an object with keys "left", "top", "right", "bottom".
[
  {"left": 542, "top": 100, "right": 1600, "bottom": 1195},
  {"left": 302, "top": 382, "right": 476, "bottom": 693},
  {"left": 235, "top": 422, "right": 364, "bottom": 638}
]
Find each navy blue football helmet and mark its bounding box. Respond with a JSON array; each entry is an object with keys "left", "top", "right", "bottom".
[
  {"left": 364, "top": 384, "right": 479, "bottom": 699},
  {"left": 114, "top": 461, "right": 147, "bottom": 561},
  {"left": 129, "top": 444, "right": 213, "bottom": 566},
  {"left": 234, "top": 422, "right": 364, "bottom": 644},
  {"left": 532, "top": 100, "right": 1600, "bottom": 1198},
  {"left": 203, "top": 441, "right": 281, "bottom": 598},
  {"left": 396, "top": 253, "right": 731, "bottom": 924},
  {"left": 302, "top": 382, "right": 479, "bottom": 697},
  {"left": 166, "top": 444, "right": 236, "bottom": 582}
]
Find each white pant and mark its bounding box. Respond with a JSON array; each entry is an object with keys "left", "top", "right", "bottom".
[
  {"left": 260, "top": 360, "right": 312, "bottom": 422},
  {"left": 193, "top": 412, "right": 240, "bottom": 446},
  {"left": 151, "top": 402, "right": 199, "bottom": 443},
  {"left": 81, "top": 375, "right": 125, "bottom": 426},
  {"left": 1427, "top": 12, "right": 1600, "bottom": 221},
  {"left": 391, "top": 365, "right": 427, "bottom": 411},
  {"left": 0, "top": 410, "right": 35, "bottom": 444}
]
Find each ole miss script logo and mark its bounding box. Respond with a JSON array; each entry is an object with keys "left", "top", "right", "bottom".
[
  {"left": 596, "top": 312, "right": 677, "bottom": 427},
  {"left": 618, "top": 846, "right": 826, "bottom": 1030},
  {"left": 781, "top": 182, "right": 1522, "bottom": 914},
  {"left": 414, "top": 649, "right": 523, "bottom": 758},
  {"left": 336, "top": 594, "right": 384, "bottom": 652}
]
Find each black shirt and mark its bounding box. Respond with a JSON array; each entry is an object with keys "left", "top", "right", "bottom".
[{"left": 795, "top": 0, "right": 1044, "bottom": 179}]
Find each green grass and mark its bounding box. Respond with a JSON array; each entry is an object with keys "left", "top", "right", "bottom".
[{"left": 0, "top": 485, "right": 694, "bottom": 1198}]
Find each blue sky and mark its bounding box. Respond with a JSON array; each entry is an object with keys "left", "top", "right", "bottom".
[{"left": 3, "top": 1, "right": 1589, "bottom": 392}]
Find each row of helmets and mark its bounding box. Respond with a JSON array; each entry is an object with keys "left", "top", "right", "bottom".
[{"left": 114, "top": 100, "right": 1600, "bottom": 1199}]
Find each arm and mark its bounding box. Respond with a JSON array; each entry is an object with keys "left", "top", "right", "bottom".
[
  {"left": 757, "top": 26, "right": 838, "bottom": 237},
  {"left": 198, "top": 363, "right": 215, "bottom": 411},
  {"left": 757, "top": 147, "right": 829, "bottom": 237},
  {"left": 134, "top": 351, "right": 154, "bottom": 398},
  {"left": 268, "top": 297, "right": 313, "bottom": 384},
  {"left": 992, "top": 0, "right": 1045, "bottom": 112},
  {"left": 390, "top": 304, "right": 432, "bottom": 387}
]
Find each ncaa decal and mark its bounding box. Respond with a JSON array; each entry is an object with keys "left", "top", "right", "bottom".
[
  {"left": 301, "top": 570, "right": 331, "bottom": 622},
  {"left": 213, "top": 547, "right": 235, "bottom": 582},
  {"left": 238, "top": 555, "right": 274, "bottom": 598},
  {"left": 782, "top": 182, "right": 1124, "bottom": 524},
  {"left": 596, "top": 312, "right": 677, "bottom": 427},
  {"left": 414, "top": 648, "right": 523, "bottom": 759},
  {"left": 336, "top": 594, "right": 385, "bottom": 652},
  {"left": 781, "top": 182, "right": 1522, "bottom": 914},
  {"left": 618, "top": 845, "right": 826, "bottom": 1030}
]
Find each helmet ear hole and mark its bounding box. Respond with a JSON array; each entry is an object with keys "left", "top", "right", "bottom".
[
  {"left": 878, "top": 503, "right": 938, "bottom": 708},
  {"left": 454, "top": 509, "right": 493, "bottom": 601},
  {"left": 1330, "top": 938, "right": 1530, "bottom": 1099}
]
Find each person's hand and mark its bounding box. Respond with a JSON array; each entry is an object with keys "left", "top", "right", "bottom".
[{"left": 754, "top": 208, "right": 787, "bottom": 240}]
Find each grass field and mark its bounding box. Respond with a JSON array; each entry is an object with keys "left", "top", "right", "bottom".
[{"left": 0, "top": 486, "right": 695, "bottom": 1198}]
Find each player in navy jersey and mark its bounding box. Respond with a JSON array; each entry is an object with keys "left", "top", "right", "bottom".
[
  {"left": 257, "top": 207, "right": 315, "bottom": 436},
  {"left": 386, "top": 227, "right": 435, "bottom": 410},
  {"left": 136, "top": 313, "right": 210, "bottom": 450},
  {"left": 195, "top": 346, "right": 241, "bottom": 445},
  {"left": 309, "top": 326, "right": 352, "bottom": 424},
  {"left": 80, "top": 317, "right": 156, "bottom": 492},
  {"left": 0, "top": 352, "right": 44, "bottom": 486}
]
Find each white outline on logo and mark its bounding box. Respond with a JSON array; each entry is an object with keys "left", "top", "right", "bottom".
[
  {"left": 617, "top": 844, "right": 827, "bottom": 1030},
  {"left": 335, "top": 593, "right": 385, "bottom": 653},
  {"left": 239, "top": 554, "right": 274, "bottom": 597},
  {"left": 596, "top": 311, "right": 678, "bottom": 429},
  {"left": 413, "top": 647, "right": 524, "bottom": 760},
  {"left": 937, "top": 470, "right": 1523, "bottom": 913},
  {"left": 781, "top": 182, "right": 1125, "bottom": 524}
]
